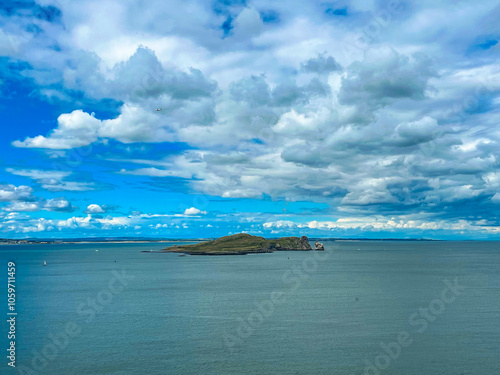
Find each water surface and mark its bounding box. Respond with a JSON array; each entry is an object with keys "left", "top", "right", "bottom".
[{"left": 1, "top": 241, "right": 499, "bottom": 374}]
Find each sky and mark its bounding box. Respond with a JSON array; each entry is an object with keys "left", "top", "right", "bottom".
[{"left": 0, "top": 0, "right": 499, "bottom": 240}]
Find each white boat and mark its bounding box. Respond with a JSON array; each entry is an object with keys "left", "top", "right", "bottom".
[{"left": 43, "top": 261, "right": 47, "bottom": 266}]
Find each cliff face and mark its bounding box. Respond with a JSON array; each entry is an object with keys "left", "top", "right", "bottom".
[
  {"left": 269, "top": 236, "right": 312, "bottom": 251},
  {"left": 161, "top": 233, "right": 312, "bottom": 255}
]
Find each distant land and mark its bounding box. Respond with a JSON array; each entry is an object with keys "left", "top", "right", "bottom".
[
  {"left": 0, "top": 237, "right": 208, "bottom": 245},
  {"left": 0, "top": 236, "right": 443, "bottom": 245},
  {"left": 157, "top": 233, "right": 316, "bottom": 255}
]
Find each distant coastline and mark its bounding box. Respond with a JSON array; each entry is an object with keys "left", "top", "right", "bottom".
[
  {"left": 0, "top": 238, "right": 209, "bottom": 245},
  {"left": 0, "top": 237, "right": 450, "bottom": 245}
]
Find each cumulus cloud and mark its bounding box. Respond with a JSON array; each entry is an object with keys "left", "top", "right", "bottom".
[
  {"left": 301, "top": 53, "right": 342, "bottom": 74},
  {"left": 395, "top": 117, "right": 440, "bottom": 146},
  {"left": 263, "top": 216, "right": 500, "bottom": 234},
  {"left": 0, "top": 182, "right": 75, "bottom": 213},
  {"left": 1, "top": 202, "right": 39, "bottom": 212},
  {"left": 183, "top": 207, "right": 207, "bottom": 215},
  {"left": 12, "top": 111, "right": 101, "bottom": 149},
  {"left": 12, "top": 45, "right": 218, "bottom": 149},
  {"left": 84, "top": 204, "right": 106, "bottom": 214},
  {"left": 0, "top": 211, "right": 218, "bottom": 235},
  {"left": 232, "top": 8, "right": 264, "bottom": 39},
  {"left": 339, "top": 48, "right": 436, "bottom": 116},
  {"left": 230, "top": 74, "right": 271, "bottom": 106},
  {"left": 0, "top": 185, "right": 34, "bottom": 202},
  {"left": 2, "top": 198, "right": 75, "bottom": 213},
  {"left": 12, "top": 104, "right": 174, "bottom": 149}
]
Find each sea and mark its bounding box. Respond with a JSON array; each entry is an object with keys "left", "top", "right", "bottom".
[{"left": 1, "top": 240, "right": 499, "bottom": 375}]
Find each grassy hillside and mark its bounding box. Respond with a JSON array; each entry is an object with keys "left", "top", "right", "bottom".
[{"left": 161, "top": 233, "right": 312, "bottom": 255}]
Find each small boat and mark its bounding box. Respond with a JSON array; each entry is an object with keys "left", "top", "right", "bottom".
[
  {"left": 43, "top": 261, "right": 47, "bottom": 266},
  {"left": 179, "top": 254, "right": 186, "bottom": 257},
  {"left": 95, "top": 249, "right": 99, "bottom": 252}
]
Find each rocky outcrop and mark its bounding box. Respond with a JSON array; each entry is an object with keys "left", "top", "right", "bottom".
[
  {"left": 271, "top": 236, "right": 312, "bottom": 251},
  {"left": 301, "top": 236, "right": 311, "bottom": 249},
  {"left": 315, "top": 241, "right": 325, "bottom": 251}
]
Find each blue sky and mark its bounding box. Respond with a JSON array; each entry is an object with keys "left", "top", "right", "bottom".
[{"left": 0, "top": 0, "right": 500, "bottom": 239}]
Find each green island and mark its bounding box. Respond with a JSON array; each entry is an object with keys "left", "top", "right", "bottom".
[{"left": 159, "top": 233, "right": 324, "bottom": 255}]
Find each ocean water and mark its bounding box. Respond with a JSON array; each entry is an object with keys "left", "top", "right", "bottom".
[{"left": 1, "top": 241, "right": 499, "bottom": 375}]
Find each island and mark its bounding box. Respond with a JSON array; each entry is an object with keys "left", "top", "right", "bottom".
[
  {"left": 315, "top": 241, "right": 325, "bottom": 250},
  {"left": 159, "top": 233, "right": 322, "bottom": 255}
]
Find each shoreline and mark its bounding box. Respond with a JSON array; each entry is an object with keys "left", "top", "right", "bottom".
[{"left": 0, "top": 240, "right": 208, "bottom": 245}]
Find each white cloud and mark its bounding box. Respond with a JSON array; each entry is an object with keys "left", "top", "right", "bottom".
[
  {"left": 263, "top": 216, "right": 500, "bottom": 234},
  {"left": 0, "top": 185, "right": 34, "bottom": 202},
  {"left": 0, "top": 210, "right": 216, "bottom": 235},
  {"left": 183, "top": 207, "right": 207, "bottom": 215},
  {"left": 233, "top": 8, "right": 264, "bottom": 39},
  {"left": 13, "top": 110, "right": 101, "bottom": 149},
  {"left": 2, "top": 198, "right": 74, "bottom": 213},
  {"left": 13, "top": 104, "right": 174, "bottom": 149},
  {"left": 43, "top": 198, "right": 75, "bottom": 212},
  {"left": 301, "top": 52, "right": 342, "bottom": 74},
  {"left": 5, "top": 169, "right": 70, "bottom": 181},
  {"left": 85, "top": 204, "right": 105, "bottom": 214},
  {"left": 119, "top": 167, "right": 173, "bottom": 177},
  {"left": 2, "top": 202, "right": 40, "bottom": 212},
  {"left": 41, "top": 181, "right": 95, "bottom": 192},
  {"left": 6, "top": 168, "right": 95, "bottom": 191},
  {"left": 396, "top": 117, "right": 439, "bottom": 145}
]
